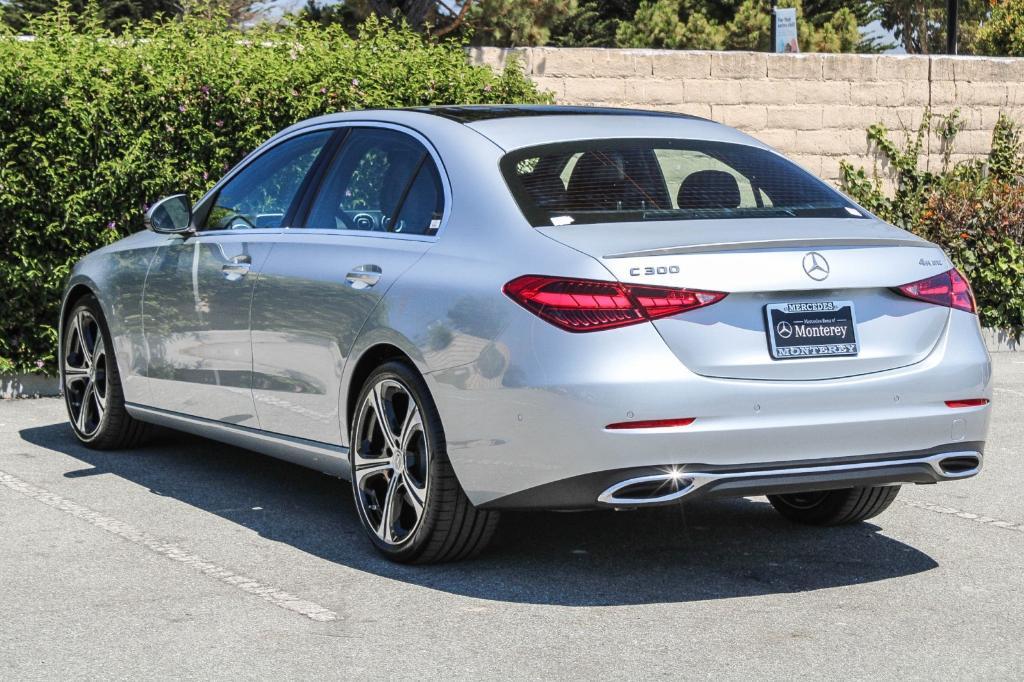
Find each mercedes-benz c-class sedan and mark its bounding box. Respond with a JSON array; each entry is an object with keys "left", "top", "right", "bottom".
[{"left": 60, "top": 105, "right": 992, "bottom": 563}]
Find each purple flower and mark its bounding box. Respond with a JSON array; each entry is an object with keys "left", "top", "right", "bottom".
[
  {"left": 107, "top": 221, "right": 116, "bottom": 230},
  {"left": 35, "top": 359, "right": 44, "bottom": 369},
  {"left": 320, "top": 87, "right": 327, "bottom": 94},
  {"left": 178, "top": 104, "right": 186, "bottom": 113},
  {"left": 202, "top": 171, "right": 209, "bottom": 181},
  {"left": 351, "top": 78, "right": 359, "bottom": 87},
  {"left": 484, "top": 84, "right": 492, "bottom": 92},
  {"left": 214, "top": 120, "right": 224, "bottom": 128},
  {"left": 200, "top": 85, "right": 210, "bottom": 96}
]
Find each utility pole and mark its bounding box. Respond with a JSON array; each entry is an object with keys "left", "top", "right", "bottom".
[
  {"left": 769, "top": 0, "right": 777, "bottom": 52},
  {"left": 947, "top": 0, "right": 959, "bottom": 54}
]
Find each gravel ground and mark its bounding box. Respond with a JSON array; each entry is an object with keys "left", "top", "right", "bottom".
[{"left": 1, "top": 354, "right": 1022, "bottom": 680}]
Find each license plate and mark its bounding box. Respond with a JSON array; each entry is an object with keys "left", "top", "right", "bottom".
[{"left": 765, "top": 301, "right": 859, "bottom": 359}]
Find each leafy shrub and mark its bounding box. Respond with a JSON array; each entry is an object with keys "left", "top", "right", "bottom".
[
  {"left": 841, "top": 111, "right": 1024, "bottom": 336},
  {"left": 0, "top": 10, "right": 548, "bottom": 375}
]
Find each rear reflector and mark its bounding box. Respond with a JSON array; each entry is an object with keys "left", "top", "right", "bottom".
[
  {"left": 894, "top": 268, "right": 976, "bottom": 313},
  {"left": 503, "top": 275, "right": 726, "bottom": 332},
  {"left": 606, "top": 417, "right": 696, "bottom": 430},
  {"left": 944, "top": 399, "right": 990, "bottom": 408}
]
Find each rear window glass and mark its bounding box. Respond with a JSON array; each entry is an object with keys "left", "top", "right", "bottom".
[{"left": 501, "top": 139, "right": 863, "bottom": 227}]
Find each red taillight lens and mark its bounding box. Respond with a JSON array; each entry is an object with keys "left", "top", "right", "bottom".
[
  {"left": 945, "top": 399, "right": 989, "bottom": 408},
  {"left": 895, "top": 268, "right": 976, "bottom": 313},
  {"left": 503, "top": 275, "right": 726, "bottom": 332}
]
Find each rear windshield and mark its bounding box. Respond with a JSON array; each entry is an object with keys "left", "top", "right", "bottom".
[{"left": 500, "top": 139, "right": 863, "bottom": 227}]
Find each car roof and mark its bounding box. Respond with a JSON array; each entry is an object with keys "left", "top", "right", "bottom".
[{"left": 277, "top": 105, "right": 768, "bottom": 154}]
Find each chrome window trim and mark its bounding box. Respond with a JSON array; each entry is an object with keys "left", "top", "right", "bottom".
[{"left": 194, "top": 120, "right": 451, "bottom": 243}]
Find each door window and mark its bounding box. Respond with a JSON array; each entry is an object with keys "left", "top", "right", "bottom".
[
  {"left": 203, "top": 130, "right": 333, "bottom": 231},
  {"left": 305, "top": 128, "right": 444, "bottom": 235}
]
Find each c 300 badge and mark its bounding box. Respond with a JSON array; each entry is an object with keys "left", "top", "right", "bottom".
[{"left": 629, "top": 265, "right": 680, "bottom": 276}]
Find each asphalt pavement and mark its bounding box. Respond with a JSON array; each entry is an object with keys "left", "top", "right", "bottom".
[{"left": 1, "top": 355, "right": 1022, "bottom": 679}]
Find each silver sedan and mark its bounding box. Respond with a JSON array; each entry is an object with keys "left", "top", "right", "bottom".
[{"left": 60, "top": 106, "right": 992, "bottom": 563}]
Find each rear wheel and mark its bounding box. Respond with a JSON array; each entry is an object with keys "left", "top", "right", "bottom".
[
  {"left": 349, "top": 360, "right": 498, "bottom": 563},
  {"left": 768, "top": 486, "right": 900, "bottom": 526},
  {"left": 62, "top": 295, "right": 150, "bottom": 449}
]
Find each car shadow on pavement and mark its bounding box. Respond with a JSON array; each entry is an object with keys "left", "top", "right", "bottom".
[{"left": 21, "top": 422, "right": 938, "bottom": 607}]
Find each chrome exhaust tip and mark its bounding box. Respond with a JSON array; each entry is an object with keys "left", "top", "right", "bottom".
[{"left": 597, "top": 450, "right": 984, "bottom": 507}]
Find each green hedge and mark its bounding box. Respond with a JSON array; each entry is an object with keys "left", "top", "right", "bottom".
[
  {"left": 841, "top": 111, "right": 1024, "bottom": 338},
  {"left": 0, "top": 12, "right": 548, "bottom": 375}
]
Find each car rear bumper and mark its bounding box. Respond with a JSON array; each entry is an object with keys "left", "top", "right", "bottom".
[
  {"left": 426, "top": 307, "right": 992, "bottom": 508},
  {"left": 479, "top": 445, "right": 984, "bottom": 509}
]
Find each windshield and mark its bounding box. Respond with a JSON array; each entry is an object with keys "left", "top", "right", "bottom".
[{"left": 500, "top": 139, "right": 863, "bottom": 227}]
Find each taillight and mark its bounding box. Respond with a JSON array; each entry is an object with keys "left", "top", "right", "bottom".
[
  {"left": 894, "top": 268, "right": 976, "bottom": 313},
  {"left": 503, "top": 275, "right": 726, "bottom": 332}
]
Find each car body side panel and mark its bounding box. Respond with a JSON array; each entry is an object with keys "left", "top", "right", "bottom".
[{"left": 62, "top": 230, "right": 165, "bottom": 406}]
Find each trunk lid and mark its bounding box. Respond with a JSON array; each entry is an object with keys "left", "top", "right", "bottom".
[{"left": 539, "top": 218, "right": 952, "bottom": 381}]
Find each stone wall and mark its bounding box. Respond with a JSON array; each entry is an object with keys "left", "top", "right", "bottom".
[{"left": 469, "top": 47, "right": 1024, "bottom": 185}]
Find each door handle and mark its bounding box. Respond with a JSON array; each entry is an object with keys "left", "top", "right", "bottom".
[
  {"left": 346, "top": 264, "right": 382, "bottom": 289},
  {"left": 222, "top": 254, "right": 252, "bottom": 281}
]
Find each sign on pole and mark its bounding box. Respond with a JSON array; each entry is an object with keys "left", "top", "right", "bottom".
[{"left": 774, "top": 7, "right": 798, "bottom": 53}]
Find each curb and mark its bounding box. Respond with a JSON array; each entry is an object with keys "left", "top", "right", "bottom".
[{"left": 1, "top": 374, "right": 60, "bottom": 399}]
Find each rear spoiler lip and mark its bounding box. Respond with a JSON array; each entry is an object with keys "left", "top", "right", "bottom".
[{"left": 604, "top": 237, "right": 935, "bottom": 259}]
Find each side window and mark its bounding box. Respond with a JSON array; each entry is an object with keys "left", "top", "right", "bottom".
[
  {"left": 304, "top": 128, "right": 445, "bottom": 234},
  {"left": 203, "top": 131, "right": 333, "bottom": 231}
]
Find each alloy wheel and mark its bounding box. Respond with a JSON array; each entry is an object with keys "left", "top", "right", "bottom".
[
  {"left": 352, "top": 378, "right": 430, "bottom": 546},
  {"left": 64, "top": 309, "right": 108, "bottom": 438}
]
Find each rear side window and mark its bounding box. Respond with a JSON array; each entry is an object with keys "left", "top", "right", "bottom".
[
  {"left": 502, "top": 139, "right": 861, "bottom": 227},
  {"left": 304, "top": 128, "right": 444, "bottom": 235}
]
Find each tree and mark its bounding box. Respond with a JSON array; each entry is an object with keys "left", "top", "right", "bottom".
[
  {"left": 299, "top": 0, "right": 472, "bottom": 36},
  {"left": 973, "top": 0, "right": 1024, "bottom": 56},
  {"left": 0, "top": 0, "right": 258, "bottom": 33},
  {"left": 549, "top": 0, "right": 639, "bottom": 46},
  {"left": 876, "top": 0, "right": 990, "bottom": 54},
  {"left": 615, "top": 0, "right": 868, "bottom": 52},
  {"left": 466, "top": 0, "right": 575, "bottom": 46}
]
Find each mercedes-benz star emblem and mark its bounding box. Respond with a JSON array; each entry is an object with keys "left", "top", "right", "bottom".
[
  {"left": 802, "top": 252, "right": 830, "bottom": 281},
  {"left": 776, "top": 321, "right": 793, "bottom": 338}
]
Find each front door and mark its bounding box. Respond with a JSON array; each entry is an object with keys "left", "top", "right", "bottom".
[{"left": 142, "top": 129, "right": 336, "bottom": 424}]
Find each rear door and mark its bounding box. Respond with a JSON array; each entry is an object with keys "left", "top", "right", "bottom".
[
  {"left": 143, "top": 129, "right": 335, "bottom": 423},
  {"left": 250, "top": 126, "right": 444, "bottom": 444}
]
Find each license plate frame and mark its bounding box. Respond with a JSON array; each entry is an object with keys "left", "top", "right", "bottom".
[{"left": 765, "top": 300, "right": 859, "bottom": 360}]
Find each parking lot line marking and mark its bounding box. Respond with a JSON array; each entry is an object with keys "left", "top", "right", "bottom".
[
  {"left": 0, "top": 470, "right": 338, "bottom": 623},
  {"left": 903, "top": 499, "right": 1024, "bottom": 534}
]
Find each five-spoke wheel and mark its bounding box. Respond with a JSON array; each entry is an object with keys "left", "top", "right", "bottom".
[
  {"left": 349, "top": 361, "right": 499, "bottom": 563},
  {"left": 61, "top": 294, "right": 149, "bottom": 449},
  {"left": 64, "top": 309, "right": 108, "bottom": 438},
  {"left": 352, "top": 378, "right": 430, "bottom": 545}
]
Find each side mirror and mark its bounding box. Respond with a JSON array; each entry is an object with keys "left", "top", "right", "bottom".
[{"left": 145, "top": 194, "right": 193, "bottom": 234}]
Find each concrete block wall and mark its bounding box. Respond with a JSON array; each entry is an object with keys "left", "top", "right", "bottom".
[{"left": 469, "top": 47, "right": 1024, "bottom": 185}]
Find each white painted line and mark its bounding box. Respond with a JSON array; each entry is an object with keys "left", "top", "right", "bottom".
[
  {"left": 904, "top": 499, "right": 1024, "bottom": 533},
  {"left": 994, "top": 387, "right": 1024, "bottom": 399},
  {"left": 0, "top": 470, "right": 338, "bottom": 622}
]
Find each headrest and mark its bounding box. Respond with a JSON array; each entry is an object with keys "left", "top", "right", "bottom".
[{"left": 677, "top": 170, "right": 741, "bottom": 209}]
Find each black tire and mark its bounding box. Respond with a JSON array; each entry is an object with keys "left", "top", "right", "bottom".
[
  {"left": 768, "top": 485, "right": 900, "bottom": 526},
  {"left": 61, "top": 294, "right": 151, "bottom": 450},
  {"left": 349, "top": 360, "right": 498, "bottom": 564}
]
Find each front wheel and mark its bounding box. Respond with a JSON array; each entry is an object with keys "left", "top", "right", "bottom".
[
  {"left": 62, "top": 294, "right": 150, "bottom": 449},
  {"left": 768, "top": 486, "right": 900, "bottom": 526},
  {"left": 349, "top": 361, "right": 498, "bottom": 563}
]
